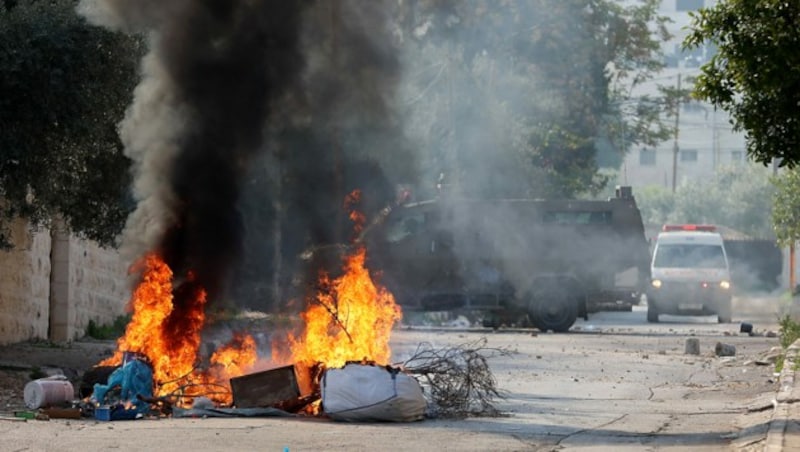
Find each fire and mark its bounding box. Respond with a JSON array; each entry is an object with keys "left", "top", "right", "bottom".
[
  {"left": 98, "top": 189, "right": 398, "bottom": 413},
  {"left": 275, "top": 190, "right": 403, "bottom": 392},
  {"left": 287, "top": 245, "right": 402, "bottom": 369},
  {"left": 100, "top": 254, "right": 257, "bottom": 406}
]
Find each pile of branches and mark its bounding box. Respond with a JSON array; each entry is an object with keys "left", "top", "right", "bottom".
[{"left": 401, "top": 338, "right": 513, "bottom": 419}]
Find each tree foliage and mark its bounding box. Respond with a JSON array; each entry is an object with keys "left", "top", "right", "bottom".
[
  {"left": 636, "top": 164, "right": 775, "bottom": 238},
  {"left": 397, "top": 0, "right": 672, "bottom": 199},
  {"left": 0, "top": 0, "right": 142, "bottom": 247},
  {"left": 684, "top": 0, "right": 800, "bottom": 167},
  {"left": 771, "top": 168, "right": 800, "bottom": 247}
]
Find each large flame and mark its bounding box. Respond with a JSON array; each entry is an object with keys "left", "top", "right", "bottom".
[
  {"left": 100, "top": 254, "right": 257, "bottom": 405},
  {"left": 275, "top": 190, "right": 402, "bottom": 378},
  {"left": 287, "top": 245, "right": 402, "bottom": 369}
]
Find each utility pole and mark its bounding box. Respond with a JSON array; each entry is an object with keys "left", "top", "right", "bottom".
[
  {"left": 671, "top": 73, "right": 682, "bottom": 193},
  {"left": 791, "top": 243, "right": 796, "bottom": 293},
  {"left": 712, "top": 108, "right": 719, "bottom": 170},
  {"left": 447, "top": 49, "right": 458, "bottom": 192}
]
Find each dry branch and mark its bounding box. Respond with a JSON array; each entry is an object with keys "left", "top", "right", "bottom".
[{"left": 401, "top": 338, "right": 513, "bottom": 418}]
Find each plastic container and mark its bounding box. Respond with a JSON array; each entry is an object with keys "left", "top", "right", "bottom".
[{"left": 23, "top": 377, "right": 75, "bottom": 409}]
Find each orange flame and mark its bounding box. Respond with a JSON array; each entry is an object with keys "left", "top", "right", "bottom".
[
  {"left": 274, "top": 189, "right": 402, "bottom": 387},
  {"left": 286, "top": 246, "right": 401, "bottom": 370},
  {"left": 100, "top": 254, "right": 256, "bottom": 406}
]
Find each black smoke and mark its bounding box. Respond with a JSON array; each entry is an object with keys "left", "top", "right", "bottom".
[
  {"left": 79, "top": 0, "right": 408, "bottom": 310},
  {"left": 77, "top": 0, "right": 311, "bottom": 306}
]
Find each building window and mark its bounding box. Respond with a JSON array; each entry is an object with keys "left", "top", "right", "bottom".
[
  {"left": 682, "top": 101, "right": 706, "bottom": 115},
  {"left": 676, "top": 0, "right": 704, "bottom": 11},
  {"left": 680, "top": 149, "right": 698, "bottom": 162},
  {"left": 639, "top": 148, "right": 656, "bottom": 166},
  {"left": 731, "top": 150, "right": 744, "bottom": 162}
]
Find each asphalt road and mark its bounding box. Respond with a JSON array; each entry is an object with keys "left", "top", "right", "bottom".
[{"left": 0, "top": 295, "right": 787, "bottom": 451}]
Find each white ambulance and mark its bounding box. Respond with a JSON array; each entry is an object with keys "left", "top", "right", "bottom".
[{"left": 647, "top": 224, "right": 732, "bottom": 323}]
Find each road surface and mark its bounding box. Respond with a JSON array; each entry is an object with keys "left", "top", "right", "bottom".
[{"left": 0, "top": 296, "right": 787, "bottom": 451}]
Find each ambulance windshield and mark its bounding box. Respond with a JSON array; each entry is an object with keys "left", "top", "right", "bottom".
[{"left": 653, "top": 244, "right": 727, "bottom": 269}]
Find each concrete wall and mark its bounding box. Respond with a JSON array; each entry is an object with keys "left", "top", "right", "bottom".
[{"left": 0, "top": 219, "right": 129, "bottom": 346}]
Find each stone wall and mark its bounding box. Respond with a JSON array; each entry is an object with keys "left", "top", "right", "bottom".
[
  {"left": 51, "top": 226, "right": 130, "bottom": 342},
  {"left": 0, "top": 219, "right": 129, "bottom": 346},
  {"left": 0, "top": 219, "right": 52, "bottom": 344}
]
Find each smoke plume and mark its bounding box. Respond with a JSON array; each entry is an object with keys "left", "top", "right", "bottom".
[
  {"left": 78, "top": 0, "right": 310, "bottom": 304},
  {"left": 78, "top": 0, "right": 405, "bottom": 309}
]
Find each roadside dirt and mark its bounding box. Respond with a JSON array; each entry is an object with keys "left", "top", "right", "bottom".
[{"left": 0, "top": 339, "right": 117, "bottom": 412}]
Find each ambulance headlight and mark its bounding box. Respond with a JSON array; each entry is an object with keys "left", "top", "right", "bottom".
[
  {"left": 651, "top": 279, "right": 662, "bottom": 289},
  {"left": 719, "top": 280, "right": 730, "bottom": 290}
]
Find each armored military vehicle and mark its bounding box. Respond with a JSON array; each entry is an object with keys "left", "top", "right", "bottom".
[{"left": 365, "top": 186, "right": 651, "bottom": 332}]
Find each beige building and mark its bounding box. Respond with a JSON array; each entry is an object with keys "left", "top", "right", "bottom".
[
  {"left": 619, "top": 0, "right": 750, "bottom": 189},
  {"left": 0, "top": 218, "right": 129, "bottom": 346}
]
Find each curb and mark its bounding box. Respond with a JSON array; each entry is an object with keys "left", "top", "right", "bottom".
[{"left": 764, "top": 340, "right": 800, "bottom": 451}]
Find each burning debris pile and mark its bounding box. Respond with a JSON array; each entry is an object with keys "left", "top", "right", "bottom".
[
  {"left": 79, "top": 191, "right": 410, "bottom": 421},
  {"left": 78, "top": 191, "right": 507, "bottom": 422}
]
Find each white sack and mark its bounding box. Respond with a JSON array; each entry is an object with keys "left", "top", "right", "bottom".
[{"left": 321, "top": 364, "right": 426, "bottom": 422}]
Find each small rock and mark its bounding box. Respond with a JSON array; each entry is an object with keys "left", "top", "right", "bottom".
[
  {"left": 766, "top": 331, "right": 778, "bottom": 338},
  {"left": 685, "top": 338, "right": 701, "bottom": 355},
  {"left": 715, "top": 342, "right": 736, "bottom": 357}
]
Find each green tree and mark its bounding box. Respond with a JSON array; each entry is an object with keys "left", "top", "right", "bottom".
[
  {"left": 399, "top": 0, "right": 672, "bottom": 199},
  {"left": 0, "top": 0, "right": 142, "bottom": 247},
  {"left": 684, "top": 0, "right": 800, "bottom": 167},
  {"left": 771, "top": 168, "right": 800, "bottom": 247},
  {"left": 636, "top": 164, "right": 774, "bottom": 238}
]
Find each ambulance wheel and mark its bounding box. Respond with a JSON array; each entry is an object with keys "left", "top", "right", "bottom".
[{"left": 647, "top": 304, "right": 659, "bottom": 323}]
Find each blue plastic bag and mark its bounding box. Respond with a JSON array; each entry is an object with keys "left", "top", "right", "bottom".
[{"left": 92, "top": 358, "right": 154, "bottom": 414}]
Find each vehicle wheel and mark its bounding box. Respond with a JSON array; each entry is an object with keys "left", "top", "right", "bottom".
[
  {"left": 528, "top": 287, "right": 578, "bottom": 333},
  {"left": 717, "top": 300, "right": 733, "bottom": 323},
  {"left": 647, "top": 303, "right": 659, "bottom": 323}
]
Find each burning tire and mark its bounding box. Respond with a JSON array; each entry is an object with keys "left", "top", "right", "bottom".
[{"left": 79, "top": 365, "right": 119, "bottom": 398}]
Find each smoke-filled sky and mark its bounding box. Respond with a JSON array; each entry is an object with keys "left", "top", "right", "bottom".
[
  {"left": 77, "top": 0, "right": 403, "bottom": 306},
  {"left": 74, "top": 0, "right": 668, "bottom": 314}
]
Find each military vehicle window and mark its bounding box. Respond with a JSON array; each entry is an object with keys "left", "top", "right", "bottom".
[
  {"left": 541, "top": 211, "right": 611, "bottom": 225},
  {"left": 653, "top": 244, "right": 727, "bottom": 269},
  {"left": 384, "top": 214, "right": 425, "bottom": 243}
]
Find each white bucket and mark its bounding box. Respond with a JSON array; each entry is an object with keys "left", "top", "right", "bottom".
[{"left": 23, "top": 378, "right": 75, "bottom": 409}]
